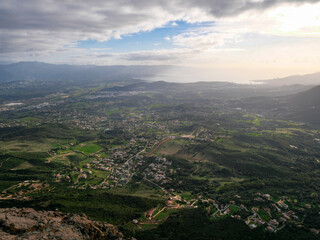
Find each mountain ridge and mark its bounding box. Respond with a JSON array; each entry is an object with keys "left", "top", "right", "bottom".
[
  {"left": 254, "top": 72, "right": 320, "bottom": 86},
  {"left": 0, "top": 61, "right": 172, "bottom": 83}
]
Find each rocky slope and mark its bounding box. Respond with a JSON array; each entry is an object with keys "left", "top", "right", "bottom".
[{"left": 0, "top": 207, "right": 129, "bottom": 240}]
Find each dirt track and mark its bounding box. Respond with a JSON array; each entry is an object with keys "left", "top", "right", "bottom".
[{"left": 146, "top": 138, "right": 171, "bottom": 156}]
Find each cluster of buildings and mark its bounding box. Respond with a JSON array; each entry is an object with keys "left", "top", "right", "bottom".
[
  {"left": 86, "top": 91, "right": 146, "bottom": 100},
  {"left": 53, "top": 173, "right": 71, "bottom": 182},
  {"left": 143, "top": 157, "right": 172, "bottom": 183},
  {"left": 242, "top": 193, "right": 301, "bottom": 233},
  {"left": 196, "top": 129, "right": 216, "bottom": 142}
]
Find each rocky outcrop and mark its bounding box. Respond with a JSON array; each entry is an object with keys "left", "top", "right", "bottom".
[{"left": 0, "top": 208, "right": 128, "bottom": 240}]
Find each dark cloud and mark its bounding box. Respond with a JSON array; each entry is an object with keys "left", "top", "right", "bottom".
[
  {"left": 183, "top": 0, "right": 320, "bottom": 17},
  {"left": 2, "top": 0, "right": 318, "bottom": 30}
]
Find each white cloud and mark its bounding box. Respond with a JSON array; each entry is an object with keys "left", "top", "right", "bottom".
[
  {"left": 1, "top": 0, "right": 319, "bottom": 53},
  {"left": 1, "top": 0, "right": 320, "bottom": 82}
]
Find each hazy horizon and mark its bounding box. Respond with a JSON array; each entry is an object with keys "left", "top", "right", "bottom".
[{"left": 2, "top": 60, "right": 320, "bottom": 85}]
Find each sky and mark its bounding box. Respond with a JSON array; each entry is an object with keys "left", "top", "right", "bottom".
[{"left": 1, "top": 0, "right": 320, "bottom": 83}]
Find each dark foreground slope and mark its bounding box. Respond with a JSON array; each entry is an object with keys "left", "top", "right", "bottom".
[
  {"left": 135, "top": 208, "right": 319, "bottom": 240},
  {"left": 231, "top": 85, "right": 320, "bottom": 126},
  {"left": 286, "top": 85, "right": 320, "bottom": 124}
]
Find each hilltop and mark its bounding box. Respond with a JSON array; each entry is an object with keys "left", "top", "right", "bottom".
[
  {"left": 0, "top": 207, "right": 127, "bottom": 240},
  {"left": 285, "top": 85, "right": 320, "bottom": 124}
]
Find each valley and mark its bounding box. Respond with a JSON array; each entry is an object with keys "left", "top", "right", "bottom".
[{"left": 1, "top": 70, "right": 320, "bottom": 239}]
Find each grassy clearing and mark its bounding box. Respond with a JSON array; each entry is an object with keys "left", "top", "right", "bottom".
[
  {"left": 73, "top": 143, "right": 103, "bottom": 154},
  {"left": 11, "top": 161, "right": 34, "bottom": 170},
  {"left": 157, "top": 141, "right": 182, "bottom": 155},
  {"left": 154, "top": 208, "right": 176, "bottom": 221},
  {"left": 252, "top": 117, "right": 261, "bottom": 127},
  {"left": 92, "top": 169, "right": 110, "bottom": 179},
  {"left": 180, "top": 192, "right": 194, "bottom": 200},
  {"left": 229, "top": 205, "right": 241, "bottom": 214},
  {"left": 109, "top": 182, "right": 164, "bottom": 199},
  {"left": 258, "top": 209, "right": 271, "bottom": 222},
  {"left": 0, "top": 140, "right": 54, "bottom": 152},
  {"left": 47, "top": 152, "right": 80, "bottom": 165}
]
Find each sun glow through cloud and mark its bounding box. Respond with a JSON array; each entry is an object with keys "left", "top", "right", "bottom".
[{"left": 268, "top": 3, "right": 320, "bottom": 35}]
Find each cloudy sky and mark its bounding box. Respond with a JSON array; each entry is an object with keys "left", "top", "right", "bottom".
[{"left": 1, "top": 0, "right": 320, "bottom": 82}]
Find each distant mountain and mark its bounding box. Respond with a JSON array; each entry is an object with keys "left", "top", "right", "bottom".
[
  {"left": 0, "top": 61, "right": 171, "bottom": 83},
  {"left": 285, "top": 85, "right": 320, "bottom": 124},
  {"left": 104, "top": 80, "right": 311, "bottom": 100},
  {"left": 1, "top": 62, "right": 312, "bottom": 103},
  {"left": 105, "top": 80, "right": 239, "bottom": 92},
  {"left": 0, "top": 62, "right": 172, "bottom": 102},
  {"left": 255, "top": 72, "right": 320, "bottom": 86}
]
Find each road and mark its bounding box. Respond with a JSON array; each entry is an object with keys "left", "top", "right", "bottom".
[
  {"left": 0, "top": 158, "right": 9, "bottom": 169},
  {"left": 143, "top": 178, "right": 166, "bottom": 193}
]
